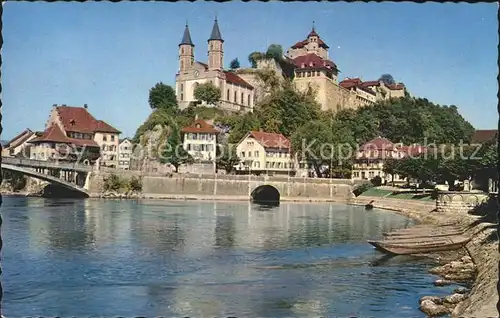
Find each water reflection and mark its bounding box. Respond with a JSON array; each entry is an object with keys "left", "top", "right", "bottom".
[{"left": 2, "top": 197, "right": 456, "bottom": 317}]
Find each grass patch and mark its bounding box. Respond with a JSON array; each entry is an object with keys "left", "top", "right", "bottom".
[{"left": 360, "top": 187, "right": 435, "bottom": 201}]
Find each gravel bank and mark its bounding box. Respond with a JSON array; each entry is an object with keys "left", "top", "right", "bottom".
[{"left": 350, "top": 195, "right": 498, "bottom": 318}]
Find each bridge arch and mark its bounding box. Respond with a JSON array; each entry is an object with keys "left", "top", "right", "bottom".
[
  {"left": 251, "top": 184, "right": 280, "bottom": 206},
  {"left": 2, "top": 164, "right": 89, "bottom": 197}
]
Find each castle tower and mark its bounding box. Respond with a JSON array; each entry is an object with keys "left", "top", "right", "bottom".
[
  {"left": 179, "top": 23, "right": 194, "bottom": 72},
  {"left": 307, "top": 21, "right": 319, "bottom": 43},
  {"left": 207, "top": 17, "right": 224, "bottom": 71}
]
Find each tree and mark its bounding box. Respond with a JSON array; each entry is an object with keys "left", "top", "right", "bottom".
[
  {"left": 248, "top": 52, "right": 265, "bottom": 68},
  {"left": 226, "top": 112, "right": 261, "bottom": 144},
  {"left": 291, "top": 119, "right": 354, "bottom": 178},
  {"left": 193, "top": 82, "right": 221, "bottom": 106},
  {"left": 254, "top": 80, "right": 321, "bottom": 137},
  {"left": 379, "top": 74, "right": 396, "bottom": 85},
  {"left": 336, "top": 97, "right": 475, "bottom": 145},
  {"left": 266, "top": 44, "right": 284, "bottom": 60},
  {"left": 216, "top": 143, "right": 240, "bottom": 174},
  {"left": 382, "top": 158, "right": 400, "bottom": 186},
  {"left": 229, "top": 58, "right": 240, "bottom": 70},
  {"left": 159, "top": 125, "right": 193, "bottom": 172},
  {"left": 148, "top": 82, "right": 178, "bottom": 112}
]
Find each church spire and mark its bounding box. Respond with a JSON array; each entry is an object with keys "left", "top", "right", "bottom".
[
  {"left": 308, "top": 21, "right": 319, "bottom": 37},
  {"left": 179, "top": 23, "right": 194, "bottom": 47},
  {"left": 208, "top": 16, "right": 224, "bottom": 42}
]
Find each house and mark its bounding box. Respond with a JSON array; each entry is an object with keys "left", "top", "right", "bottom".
[
  {"left": 235, "top": 130, "right": 293, "bottom": 175},
  {"left": 351, "top": 137, "right": 426, "bottom": 184},
  {"left": 118, "top": 138, "right": 133, "bottom": 170},
  {"left": 181, "top": 119, "right": 218, "bottom": 162},
  {"left": 29, "top": 104, "right": 121, "bottom": 167},
  {"left": 471, "top": 129, "right": 497, "bottom": 144},
  {"left": 2, "top": 128, "right": 40, "bottom": 157}
]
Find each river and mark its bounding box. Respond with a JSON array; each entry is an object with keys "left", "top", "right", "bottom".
[{"left": 1, "top": 196, "right": 458, "bottom": 317}]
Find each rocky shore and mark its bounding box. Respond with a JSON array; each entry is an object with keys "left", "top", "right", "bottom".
[{"left": 350, "top": 196, "right": 498, "bottom": 318}]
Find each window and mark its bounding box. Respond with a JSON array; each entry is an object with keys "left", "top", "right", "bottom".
[
  {"left": 307, "top": 72, "right": 311, "bottom": 77},
  {"left": 254, "top": 151, "right": 259, "bottom": 157},
  {"left": 103, "top": 135, "right": 107, "bottom": 142},
  {"left": 247, "top": 151, "right": 251, "bottom": 157},
  {"left": 180, "top": 93, "right": 184, "bottom": 101},
  {"left": 241, "top": 152, "right": 245, "bottom": 157},
  {"left": 248, "top": 95, "right": 251, "bottom": 106},
  {"left": 241, "top": 92, "right": 244, "bottom": 105},
  {"left": 111, "top": 135, "right": 115, "bottom": 142},
  {"left": 227, "top": 89, "right": 230, "bottom": 101},
  {"left": 234, "top": 91, "right": 237, "bottom": 103}
]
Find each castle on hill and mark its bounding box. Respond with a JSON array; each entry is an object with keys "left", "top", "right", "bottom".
[{"left": 175, "top": 18, "right": 408, "bottom": 113}]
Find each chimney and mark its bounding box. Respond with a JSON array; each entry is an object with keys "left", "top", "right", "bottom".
[{"left": 84, "top": 104, "right": 88, "bottom": 109}]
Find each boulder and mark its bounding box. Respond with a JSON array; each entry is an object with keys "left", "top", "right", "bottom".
[
  {"left": 420, "top": 296, "right": 443, "bottom": 305},
  {"left": 420, "top": 299, "right": 450, "bottom": 317},
  {"left": 434, "top": 279, "right": 454, "bottom": 286},
  {"left": 453, "top": 287, "right": 469, "bottom": 294},
  {"left": 444, "top": 293, "right": 467, "bottom": 304}
]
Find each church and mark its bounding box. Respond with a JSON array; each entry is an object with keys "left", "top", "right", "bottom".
[
  {"left": 175, "top": 19, "right": 407, "bottom": 114},
  {"left": 175, "top": 18, "right": 255, "bottom": 112}
]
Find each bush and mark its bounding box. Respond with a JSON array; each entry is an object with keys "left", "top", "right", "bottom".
[
  {"left": 128, "top": 176, "right": 142, "bottom": 192},
  {"left": 103, "top": 174, "right": 123, "bottom": 192},
  {"left": 370, "top": 176, "right": 382, "bottom": 187}
]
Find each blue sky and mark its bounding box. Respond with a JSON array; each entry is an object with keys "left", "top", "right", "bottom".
[{"left": 2, "top": 2, "right": 498, "bottom": 139}]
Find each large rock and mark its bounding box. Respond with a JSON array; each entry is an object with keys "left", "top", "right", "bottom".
[
  {"left": 444, "top": 293, "right": 467, "bottom": 304},
  {"left": 420, "top": 299, "right": 450, "bottom": 317}
]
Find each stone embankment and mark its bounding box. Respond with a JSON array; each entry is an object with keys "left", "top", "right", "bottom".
[
  {"left": 350, "top": 195, "right": 498, "bottom": 318},
  {"left": 88, "top": 172, "right": 356, "bottom": 202}
]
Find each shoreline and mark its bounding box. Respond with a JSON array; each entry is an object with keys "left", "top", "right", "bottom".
[{"left": 350, "top": 195, "right": 498, "bottom": 318}]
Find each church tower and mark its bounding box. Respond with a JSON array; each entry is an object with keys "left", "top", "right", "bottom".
[
  {"left": 207, "top": 17, "right": 224, "bottom": 71},
  {"left": 179, "top": 23, "right": 194, "bottom": 72}
]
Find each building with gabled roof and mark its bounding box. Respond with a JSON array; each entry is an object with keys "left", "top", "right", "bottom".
[
  {"left": 181, "top": 118, "right": 219, "bottom": 163},
  {"left": 235, "top": 130, "right": 294, "bottom": 175},
  {"left": 28, "top": 104, "right": 121, "bottom": 167},
  {"left": 1, "top": 128, "right": 39, "bottom": 157},
  {"left": 351, "top": 136, "right": 426, "bottom": 184},
  {"left": 175, "top": 18, "right": 255, "bottom": 112}
]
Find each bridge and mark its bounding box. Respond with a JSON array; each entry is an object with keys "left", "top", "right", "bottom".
[{"left": 2, "top": 157, "right": 91, "bottom": 196}]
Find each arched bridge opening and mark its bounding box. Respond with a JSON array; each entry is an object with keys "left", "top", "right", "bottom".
[{"left": 251, "top": 185, "right": 280, "bottom": 207}]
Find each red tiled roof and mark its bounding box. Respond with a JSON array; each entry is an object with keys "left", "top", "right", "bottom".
[
  {"left": 29, "top": 124, "right": 72, "bottom": 144},
  {"left": 291, "top": 33, "right": 329, "bottom": 49},
  {"left": 182, "top": 119, "right": 219, "bottom": 134},
  {"left": 248, "top": 131, "right": 291, "bottom": 150},
  {"left": 56, "top": 106, "right": 120, "bottom": 134},
  {"left": 292, "top": 53, "right": 337, "bottom": 71},
  {"left": 5, "top": 129, "right": 34, "bottom": 148},
  {"left": 361, "top": 81, "right": 381, "bottom": 87},
  {"left": 224, "top": 71, "right": 254, "bottom": 89},
  {"left": 339, "top": 78, "right": 376, "bottom": 96},
  {"left": 94, "top": 120, "right": 121, "bottom": 133},
  {"left": 400, "top": 144, "right": 427, "bottom": 157},
  {"left": 359, "top": 137, "right": 396, "bottom": 151},
  {"left": 387, "top": 83, "right": 405, "bottom": 90},
  {"left": 472, "top": 130, "right": 498, "bottom": 143},
  {"left": 29, "top": 124, "right": 99, "bottom": 148}
]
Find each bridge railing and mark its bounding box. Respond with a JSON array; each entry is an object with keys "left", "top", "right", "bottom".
[{"left": 2, "top": 156, "right": 94, "bottom": 172}]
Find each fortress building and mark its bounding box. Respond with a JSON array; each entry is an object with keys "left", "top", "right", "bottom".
[
  {"left": 175, "top": 20, "right": 407, "bottom": 114},
  {"left": 175, "top": 18, "right": 255, "bottom": 112}
]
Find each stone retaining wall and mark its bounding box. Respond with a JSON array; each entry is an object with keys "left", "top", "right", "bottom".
[
  {"left": 88, "top": 172, "right": 355, "bottom": 201},
  {"left": 436, "top": 191, "right": 490, "bottom": 214}
]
